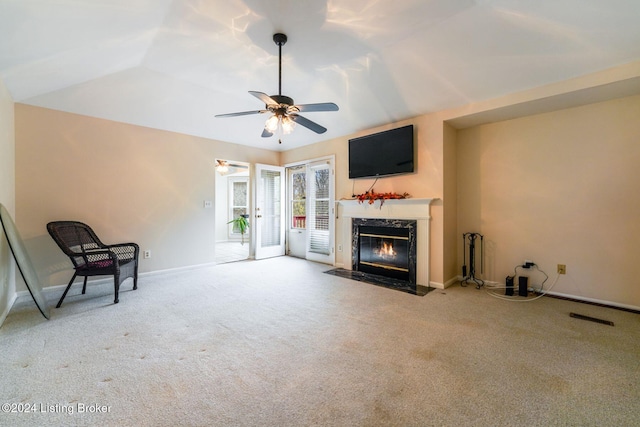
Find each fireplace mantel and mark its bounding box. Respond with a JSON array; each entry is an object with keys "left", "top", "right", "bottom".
[
  {"left": 337, "top": 198, "right": 435, "bottom": 220},
  {"left": 337, "top": 198, "right": 438, "bottom": 288}
]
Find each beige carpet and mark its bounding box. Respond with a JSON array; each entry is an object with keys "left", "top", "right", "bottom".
[{"left": 2, "top": 257, "right": 639, "bottom": 426}]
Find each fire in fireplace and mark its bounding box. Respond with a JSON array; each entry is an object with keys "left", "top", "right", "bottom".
[
  {"left": 375, "top": 241, "right": 396, "bottom": 259},
  {"left": 352, "top": 218, "right": 417, "bottom": 284}
]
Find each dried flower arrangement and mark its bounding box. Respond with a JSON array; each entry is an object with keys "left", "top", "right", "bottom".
[{"left": 355, "top": 190, "right": 410, "bottom": 207}]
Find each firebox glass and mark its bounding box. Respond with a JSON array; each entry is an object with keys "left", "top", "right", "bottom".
[{"left": 359, "top": 234, "right": 409, "bottom": 271}]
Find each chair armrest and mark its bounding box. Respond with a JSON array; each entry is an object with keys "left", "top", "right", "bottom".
[
  {"left": 106, "top": 243, "right": 140, "bottom": 261},
  {"left": 70, "top": 248, "right": 119, "bottom": 268}
]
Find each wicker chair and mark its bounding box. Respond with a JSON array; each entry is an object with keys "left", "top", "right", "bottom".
[{"left": 47, "top": 221, "right": 139, "bottom": 307}]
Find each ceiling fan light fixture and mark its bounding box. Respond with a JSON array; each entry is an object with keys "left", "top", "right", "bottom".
[
  {"left": 264, "top": 113, "right": 296, "bottom": 135},
  {"left": 215, "top": 159, "right": 229, "bottom": 175},
  {"left": 281, "top": 115, "right": 295, "bottom": 134},
  {"left": 265, "top": 115, "right": 280, "bottom": 133}
]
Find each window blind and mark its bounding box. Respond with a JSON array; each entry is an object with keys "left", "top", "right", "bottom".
[
  {"left": 261, "top": 170, "right": 281, "bottom": 247},
  {"left": 307, "top": 162, "right": 330, "bottom": 255}
]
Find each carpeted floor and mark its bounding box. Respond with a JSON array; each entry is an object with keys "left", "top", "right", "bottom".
[{"left": 2, "top": 257, "right": 639, "bottom": 426}]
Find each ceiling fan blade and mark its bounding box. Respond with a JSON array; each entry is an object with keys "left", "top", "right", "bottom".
[
  {"left": 289, "top": 114, "right": 327, "bottom": 134},
  {"left": 249, "top": 91, "right": 278, "bottom": 106},
  {"left": 261, "top": 128, "right": 273, "bottom": 138},
  {"left": 215, "top": 110, "right": 267, "bottom": 118},
  {"left": 294, "top": 102, "right": 339, "bottom": 113}
]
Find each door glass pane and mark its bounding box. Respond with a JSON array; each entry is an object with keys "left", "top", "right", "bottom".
[
  {"left": 291, "top": 170, "right": 306, "bottom": 229},
  {"left": 308, "top": 164, "right": 330, "bottom": 255},
  {"left": 233, "top": 181, "right": 247, "bottom": 206},
  {"left": 314, "top": 168, "right": 329, "bottom": 199},
  {"left": 230, "top": 180, "right": 248, "bottom": 234}
]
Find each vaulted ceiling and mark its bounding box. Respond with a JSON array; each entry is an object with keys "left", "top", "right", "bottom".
[{"left": 2, "top": 0, "right": 640, "bottom": 151}]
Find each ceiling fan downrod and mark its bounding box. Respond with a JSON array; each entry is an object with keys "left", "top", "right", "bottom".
[{"left": 273, "top": 33, "right": 287, "bottom": 96}]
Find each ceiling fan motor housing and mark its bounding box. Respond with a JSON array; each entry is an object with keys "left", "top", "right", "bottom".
[
  {"left": 270, "top": 95, "right": 294, "bottom": 106},
  {"left": 273, "top": 33, "right": 287, "bottom": 46}
]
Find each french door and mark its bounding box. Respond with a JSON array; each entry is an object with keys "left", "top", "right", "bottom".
[
  {"left": 254, "top": 164, "right": 285, "bottom": 259},
  {"left": 285, "top": 157, "right": 335, "bottom": 264},
  {"left": 305, "top": 160, "right": 334, "bottom": 264}
]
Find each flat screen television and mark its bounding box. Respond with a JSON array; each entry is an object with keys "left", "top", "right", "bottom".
[{"left": 348, "top": 124, "right": 414, "bottom": 179}]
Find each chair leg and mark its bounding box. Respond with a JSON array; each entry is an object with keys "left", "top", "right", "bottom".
[
  {"left": 56, "top": 273, "right": 78, "bottom": 308},
  {"left": 133, "top": 266, "right": 138, "bottom": 291},
  {"left": 82, "top": 276, "right": 88, "bottom": 294},
  {"left": 113, "top": 273, "right": 120, "bottom": 304}
]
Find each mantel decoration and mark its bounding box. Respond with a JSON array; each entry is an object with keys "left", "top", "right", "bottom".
[{"left": 355, "top": 190, "right": 410, "bottom": 207}]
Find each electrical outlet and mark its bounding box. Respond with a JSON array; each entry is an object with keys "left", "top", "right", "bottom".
[
  {"left": 144, "top": 250, "right": 151, "bottom": 259},
  {"left": 557, "top": 264, "right": 566, "bottom": 274}
]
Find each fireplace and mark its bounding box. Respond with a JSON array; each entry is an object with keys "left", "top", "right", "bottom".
[
  {"left": 352, "top": 218, "right": 417, "bottom": 284},
  {"left": 338, "top": 198, "right": 436, "bottom": 290}
]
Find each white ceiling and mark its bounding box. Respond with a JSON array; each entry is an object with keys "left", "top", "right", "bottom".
[{"left": 2, "top": 0, "right": 640, "bottom": 151}]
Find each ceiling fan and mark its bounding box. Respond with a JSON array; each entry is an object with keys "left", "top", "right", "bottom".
[
  {"left": 215, "top": 159, "right": 248, "bottom": 175},
  {"left": 215, "top": 33, "right": 339, "bottom": 140}
]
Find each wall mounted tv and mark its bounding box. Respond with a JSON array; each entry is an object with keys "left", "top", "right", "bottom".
[{"left": 348, "top": 124, "right": 414, "bottom": 179}]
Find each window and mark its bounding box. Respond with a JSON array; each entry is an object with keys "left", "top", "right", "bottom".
[
  {"left": 229, "top": 177, "right": 248, "bottom": 236},
  {"left": 290, "top": 166, "right": 306, "bottom": 229}
]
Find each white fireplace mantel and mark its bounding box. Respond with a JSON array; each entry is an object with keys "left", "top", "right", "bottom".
[
  {"left": 337, "top": 198, "right": 435, "bottom": 220},
  {"left": 336, "top": 198, "right": 438, "bottom": 288}
]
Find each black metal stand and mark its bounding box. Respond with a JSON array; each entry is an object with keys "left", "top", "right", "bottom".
[{"left": 461, "top": 232, "right": 484, "bottom": 289}]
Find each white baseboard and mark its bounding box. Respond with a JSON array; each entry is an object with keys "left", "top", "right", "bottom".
[
  {"left": 14, "top": 262, "right": 221, "bottom": 300},
  {"left": 457, "top": 276, "right": 640, "bottom": 312},
  {"left": 428, "top": 276, "right": 460, "bottom": 289},
  {"left": 138, "top": 261, "right": 218, "bottom": 278},
  {"left": 541, "top": 290, "right": 640, "bottom": 313},
  {"left": 15, "top": 283, "right": 67, "bottom": 299}
]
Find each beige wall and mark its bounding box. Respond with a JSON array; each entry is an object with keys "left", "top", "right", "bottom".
[
  {"left": 0, "top": 78, "right": 16, "bottom": 322},
  {"left": 15, "top": 105, "right": 279, "bottom": 289},
  {"left": 456, "top": 94, "right": 640, "bottom": 307}
]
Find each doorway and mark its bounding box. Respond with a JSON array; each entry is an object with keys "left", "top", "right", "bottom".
[
  {"left": 214, "top": 159, "right": 250, "bottom": 264},
  {"left": 254, "top": 163, "right": 286, "bottom": 260},
  {"left": 285, "top": 156, "right": 335, "bottom": 265}
]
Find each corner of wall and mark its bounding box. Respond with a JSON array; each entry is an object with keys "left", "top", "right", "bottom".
[
  {"left": 0, "top": 77, "right": 16, "bottom": 327},
  {"left": 442, "top": 121, "right": 458, "bottom": 283}
]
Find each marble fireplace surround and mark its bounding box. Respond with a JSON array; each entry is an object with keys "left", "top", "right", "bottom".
[{"left": 337, "top": 199, "right": 435, "bottom": 288}]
